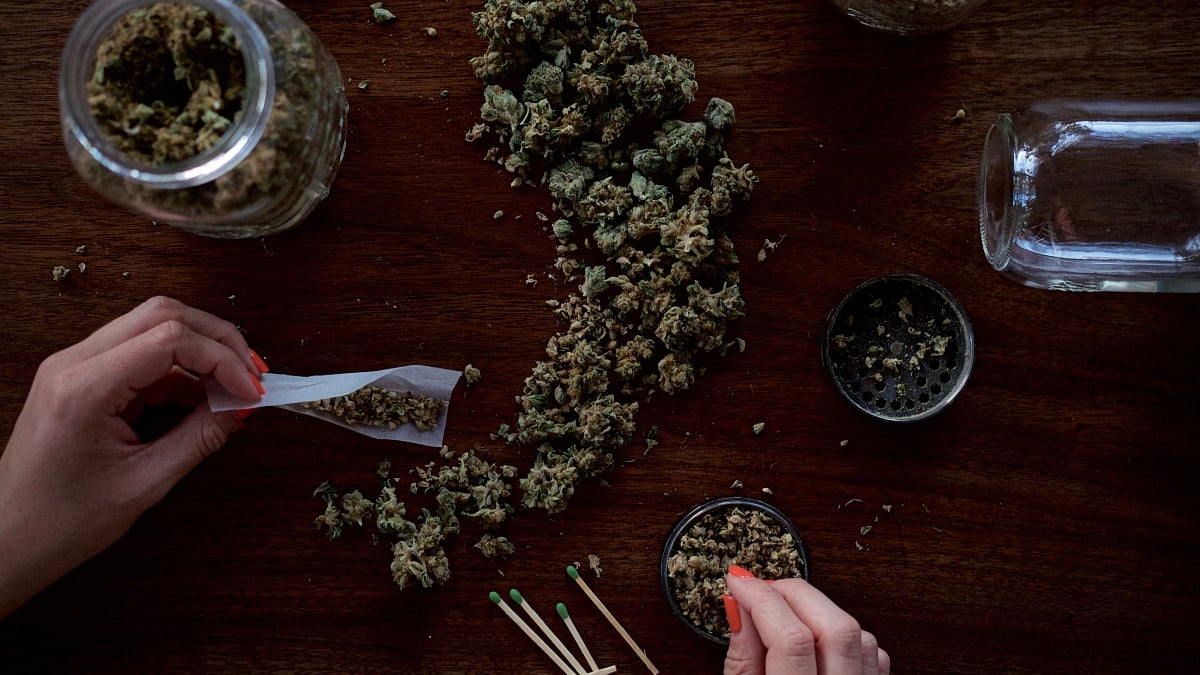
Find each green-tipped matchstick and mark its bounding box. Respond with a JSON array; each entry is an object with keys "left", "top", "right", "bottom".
[
  {"left": 558, "top": 602, "right": 600, "bottom": 672},
  {"left": 510, "top": 589, "right": 587, "bottom": 675},
  {"left": 567, "top": 565, "right": 659, "bottom": 674},
  {"left": 490, "top": 591, "right": 574, "bottom": 675}
]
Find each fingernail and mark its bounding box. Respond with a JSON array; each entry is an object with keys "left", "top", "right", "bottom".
[
  {"left": 723, "top": 594, "right": 742, "bottom": 634},
  {"left": 764, "top": 579, "right": 775, "bottom": 585},
  {"left": 728, "top": 564, "right": 756, "bottom": 579},
  {"left": 236, "top": 408, "right": 257, "bottom": 420},
  {"left": 249, "top": 349, "right": 269, "bottom": 374},
  {"left": 249, "top": 373, "right": 266, "bottom": 396}
]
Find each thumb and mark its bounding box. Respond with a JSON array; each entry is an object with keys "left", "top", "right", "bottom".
[
  {"left": 723, "top": 591, "right": 766, "bottom": 675},
  {"left": 144, "top": 404, "right": 242, "bottom": 492}
]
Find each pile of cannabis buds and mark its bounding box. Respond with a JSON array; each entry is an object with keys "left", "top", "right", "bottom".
[{"left": 315, "top": 0, "right": 756, "bottom": 590}]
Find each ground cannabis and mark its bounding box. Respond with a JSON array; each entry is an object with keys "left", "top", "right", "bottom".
[
  {"left": 469, "top": 0, "right": 754, "bottom": 514},
  {"left": 666, "top": 506, "right": 806, "bottom": 640},
  {"left": 829, "top": 287, "right": 958, "bottom": 413},
  {"left": 302, "top": 386, "right": 447, "bottom": 431}
]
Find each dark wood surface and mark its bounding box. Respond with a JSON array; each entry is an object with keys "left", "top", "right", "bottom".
[{"left": 2, "top": 0, "right": 1199, "bottom": 672}]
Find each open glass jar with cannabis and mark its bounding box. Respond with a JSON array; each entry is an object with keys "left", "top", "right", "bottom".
[{"left": 60, "top": 0, "right": 348, "bottom": 238}]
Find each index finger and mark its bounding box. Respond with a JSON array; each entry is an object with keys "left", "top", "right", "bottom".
[
  {"left": 65, "top": 296, "right": 256, "bottom": 374},
  {"left": 73, "top": 318, "right": 263, "bottom": 414}
]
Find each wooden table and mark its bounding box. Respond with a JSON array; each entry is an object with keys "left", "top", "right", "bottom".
[{"left": 2, "top": 0, "right": 1198, "bottom": 671}]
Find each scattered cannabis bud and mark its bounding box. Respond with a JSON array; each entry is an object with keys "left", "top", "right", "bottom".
[
  {"left": 315, "top": 447, "right": 518, "bottom": 589},
  {"left": 321, "top": 0, "right": 761, "bottom": 593},
  {"left": 588, "top": 553, "right": 602, "bottom": 577},
  {"left": 463, "top": 364, "right": 482, "bottom": 385},
  {"left": 666, "top": 506, "right": 806, "bottom": 639},
  {"left": 752, "top": 422, "right": 765, "bottom": 435},
  {"left": 52, "top": 266, "right": 71, "bottom": 282},
  {"left": 475, "top": 533, "right": 516, "bottom": 559},
  {"left": 370, "top": 2, "right": 396, "bottom": 24},
  {"left": 75, "top": 245, "right": 88, "bottom": 254},
  {"left": 470, "top": 0, "right": 755, "bottom": 515},
  {"left": 301, "top": 386, "right": 447, "bottom": 431}
]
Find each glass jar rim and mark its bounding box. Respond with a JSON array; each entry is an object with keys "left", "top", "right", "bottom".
[
  {"left": 979, "top": 113, "right": 1016, "bottom": 270},
  {"left": 59, "top": 0, "right": 275, "bottom": 189}
]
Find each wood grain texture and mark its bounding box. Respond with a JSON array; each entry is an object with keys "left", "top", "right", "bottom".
[{"left": 1, "top": 0, "right": 1198, "bottom": 672}]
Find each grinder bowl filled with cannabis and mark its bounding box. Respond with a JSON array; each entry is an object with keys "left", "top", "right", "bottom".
[
  {"left": 661, "top": 497, "right": 810, "bottom": 645},
  {"left": 822, "top": 273, "right": 975, "bottom": 422},
  {"left": 60, "top": 0, "right": 348, "bottom": 238}
]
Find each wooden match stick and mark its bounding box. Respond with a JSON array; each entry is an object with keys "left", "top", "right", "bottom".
[
  {"left": 558, "top": 602, "right": 600, "bottom": 672},
  {"left": 567, "top": 565, "right": 660, "bottom": 674},
  {"left": 510, "top": 589, "right": 588, "bottom": 675},
  {"left": 490, "top": 591, "right": 575, "bottom": 675}
]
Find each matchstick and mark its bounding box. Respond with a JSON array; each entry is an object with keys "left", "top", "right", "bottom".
[
  {"left": 489, "top": 591, "right": 575, "bottom": 675},
  {"left": 558, "top": 602, "right": 600, "bottom": 672},
  {"left": 567, "top": 565, "right": 660, "bottom": 674},
  {"left": 510, "top": 589, "right": 588, "bottom": 675}
]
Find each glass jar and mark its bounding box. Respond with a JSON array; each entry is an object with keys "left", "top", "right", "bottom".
[
  {"left": 60, "top": 0, "right": 347, "bottom": 238},
  {"left": 979, "top": 100, "right": 1200, "bottom": 293},
  {"left": 827, "top": 0, "right": 988, "bottom": 36}
]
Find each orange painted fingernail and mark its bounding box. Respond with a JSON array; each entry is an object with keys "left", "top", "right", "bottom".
[
  {"left": 728, "top": 564, "right": 755, "bottom": 579},
  {"left": 249, "top": 373, "right": 266, "bottom": 396},
  {"left": 236, "top": 408, "right": 257, "bottom": 420},
  {"left": 249, "top": 350, "right": 269, "bottom": 374},
  {"left": 765, "top": 579, "right": 775, "bottom": 585},
  {"left": 723, "top": 594, "right": 742, "bottom": 634}
]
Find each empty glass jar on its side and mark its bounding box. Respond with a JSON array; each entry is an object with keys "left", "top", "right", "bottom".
[
  {"left": 827, "top": 0, "right": 989, "bottom": 35},
  {"left": 60, "top": 0, "right": 348, "bottom": 238},
  {"left": 979, "top": 100, "right": 1200, "bottom": 293}
]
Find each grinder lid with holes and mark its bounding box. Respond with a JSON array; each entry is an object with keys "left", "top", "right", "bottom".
[{"left": 821, "top": 274, "right": 974, "bottom": 422}]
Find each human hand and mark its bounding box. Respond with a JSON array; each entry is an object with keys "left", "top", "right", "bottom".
[
  {"left": 0, "top": 296, "right": 266, "bottom": 617},
  {"left": 723, "top": 565, "right": 890, "bottom": 675}
]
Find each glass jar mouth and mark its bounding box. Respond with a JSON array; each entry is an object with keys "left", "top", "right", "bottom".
[
  {"left": 979, "top": 113, "right": 1016, "bottom": 270},
  {"left": 59, "top": 0, "right": 274, "bottom": 189}
]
